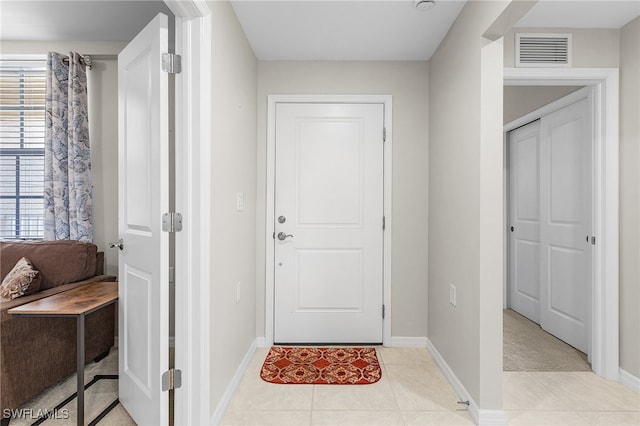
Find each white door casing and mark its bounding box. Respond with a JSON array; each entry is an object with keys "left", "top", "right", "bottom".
[
  {"left": 508, "top": 120, "right": 541, "bottom": 324},
  {"left": 503, "top": 68, "right": 618, "bottom": 380},
  {"left": 273, "top": 102, "right": 384, "bottom": 344},
  {"left": 539, "top": 98, "right": 592, "bottom": 353},
  {"left": 117, "top": 13, "right": 169, "bottom": 425}
]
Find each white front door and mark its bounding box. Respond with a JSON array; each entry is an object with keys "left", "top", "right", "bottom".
[
  {"left": 274, "top": 102, "right": 384, "bottom": 344},
  {"left": 508, "top": 120, "right": 541, "bottom": 324},
  {"left": 539, "top": 98, "right": 592, "bottom": 353},
  {"left": 117, "top": 13, "right": 169, "bottom": 425}
]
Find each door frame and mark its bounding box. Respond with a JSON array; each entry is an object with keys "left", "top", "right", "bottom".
[
  {"left": 265, "top": 94, "right": 393, "bottom": 346},
  {"left": 503, "top": 67, "right": 619, "bottom": 380},
  {"left": 165, "top": 1, "right": 212, "bottom": 425}
]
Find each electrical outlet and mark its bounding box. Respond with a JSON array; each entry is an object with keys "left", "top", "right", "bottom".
[
  {"left": 236, "top": 282, "right": 241, "bottom": 304},
  {"left": 450, "top": 284, "right": 457, "bottom": 307}
]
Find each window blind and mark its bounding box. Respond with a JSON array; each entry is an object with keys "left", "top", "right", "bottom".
[{"left": 0, "top": 61, "right": 46, "bottom": 239}]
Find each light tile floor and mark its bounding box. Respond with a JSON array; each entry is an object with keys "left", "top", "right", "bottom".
[{"left": 221, "top": 347, "right": 640, "bottom": 426}]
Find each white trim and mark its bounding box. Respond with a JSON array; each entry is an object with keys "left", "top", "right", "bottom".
[
  {"left": 169, "top": 1, "right": 212, "bottom": 425},
  {"left": 387, "top": 337, "right": 428, "bottom": 348},
  {"left": 503, "top": 67, "right": 619, "bottom": 381},
  {"left": 426, "top": 339, "right": 508, "bottom": 426},
  {"left": 210, "top": 340, "right": 258, "bottom": 426},
  {"left": 264, "top": 94, "right": 393, "bottom": 346},
  {"left": 619, "top": 368, "right": 640, "bottom": 393},
  {"left": 256, "top": 337, "right": 268, "bottom": 348}
]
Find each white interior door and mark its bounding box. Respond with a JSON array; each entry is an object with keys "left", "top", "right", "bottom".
[
  {"left": 117, "top": 13, "right": 169, "bottom": 425},
  {"left": 274, "top": 102, "right": 384, "bottom": 344},
  {"left": 508, "top": 120, "right": 541, "bottom": 324},
  {"left": 539, "top": 98, "right": 592, "bottom": 353}
]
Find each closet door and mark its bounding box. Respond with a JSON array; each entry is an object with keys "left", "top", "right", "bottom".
[
  {"left": 508, "top": 121, "right": 541, "bottom": 324},
  {"left": 539, "top": 98, "right": 592, "bottom": 353}
]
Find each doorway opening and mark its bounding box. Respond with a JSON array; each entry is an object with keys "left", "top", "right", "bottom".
[
  {"left": 504, "top": 86, "right": 592, "bottom": 371},
  {"left": 502, "top": 67, "right": 620, "bottom": 380}
]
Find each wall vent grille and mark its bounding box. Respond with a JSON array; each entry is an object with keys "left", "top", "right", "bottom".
[{"left": 516, "top": 33, "right": 572, "bottom": 67}]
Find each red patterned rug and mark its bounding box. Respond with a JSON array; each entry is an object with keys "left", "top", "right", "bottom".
[{"left": 260, "top": 347, "right": 381, "bottom": 385}]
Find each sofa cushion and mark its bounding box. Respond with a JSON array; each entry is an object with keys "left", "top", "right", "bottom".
[
  {"left": 0, "top": 240, "right": 98, "bottom": 290},
  {"left": 0, "top": 257, "right": 41, "bottom": 301}
]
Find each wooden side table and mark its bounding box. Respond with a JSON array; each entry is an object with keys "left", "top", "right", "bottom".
[{"left": 9, "top": 282, "right": 118, "bottom": 426}]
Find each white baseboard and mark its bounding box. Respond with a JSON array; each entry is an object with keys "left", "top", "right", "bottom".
[
  {"left": 256, "top": 336, "right": 268, "bottom": 348},
  {"left": 387, "top": 336, "right": 428, "bottom": 347},
  {"left": 210, "top": 339, "right": 257, "bottom": 425},
  {"left": 619, "top": 368, "right": 640, "bottom": 393},
  {"left": 426, "top": 339, "right": 508, "bottom": 426}
]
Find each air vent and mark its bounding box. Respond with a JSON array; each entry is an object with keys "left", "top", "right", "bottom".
[{"left": 516, "top": 33, "right": 572, "bottom": 67}]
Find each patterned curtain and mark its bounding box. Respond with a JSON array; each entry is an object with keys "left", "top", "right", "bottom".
[{"left": 44, "top": 52, "right": 94, "bottom": 242}]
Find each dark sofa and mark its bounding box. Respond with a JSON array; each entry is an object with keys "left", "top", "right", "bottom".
[{"left": 0, "top": 240, "right": 117, "bottom": 421}]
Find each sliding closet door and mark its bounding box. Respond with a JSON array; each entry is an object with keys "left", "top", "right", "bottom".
[
  {"left": 508, "top": 121, "right": 541, "bottom": 324},
  {"left": 539, "top": 98, "right": 592, "bottom": 353},
  {"left": 508, "top": 93, "right": 592, "bottom": 354}
]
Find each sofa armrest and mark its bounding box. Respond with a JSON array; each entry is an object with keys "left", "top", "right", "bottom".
[{"left": 96, "top": 252, "right": 105, "bottom": 275}]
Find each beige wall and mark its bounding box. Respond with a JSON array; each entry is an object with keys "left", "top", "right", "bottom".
[
  {"left": 208, "top": 1, "right": 258, "bottom": 417},
  {"left": 619, "top": 16, "right": 640, "bottom": 379},
  {"left": 255, "top": 61, "right": 430, "bottom": 339},
  {"left": 0, "top": 41, "right": 125, "bottom": 277},
  {"left": 504, "top": 28, "right": 620, "bottom": 68},
  {"left": 503, "top": 86, "right": 582, "bottom": 124},
  {"left": 428, "top": 0, "right": 514, "bottom": 409}
]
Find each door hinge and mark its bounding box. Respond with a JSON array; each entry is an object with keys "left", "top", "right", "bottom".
[
  {"left": 382, "top": 216, "right": 386, "bottom": 231},
  {"left": 591, "top": 236, "right": 596, "bottom": 245},
  {"left": 162, "top": 368, "right": 182, "bottom": 391},
  {"left": 383, "top": 127, "right": 387, "bottom": 142},
  {"left": 382, "top": 304, "right": 386, "bottom": 319},
  {"left": 162, "top": 212, "right": 183, "bottom": 232},
  {"left": 162, "top": 53, "right": 182, "bottom": 74}
]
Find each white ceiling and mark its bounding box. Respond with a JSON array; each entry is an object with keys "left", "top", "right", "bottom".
[
  {"left": 516, "top": 0, "right": 640, "bottom": 29},
  {"left": 0, "top": 0, "right": 172, "bottom": 42},
  {"left": 0, "top": 1, "right": 638, "bottom": 60},
  {"left": 230, "top": 0, "right": 467, "bottom": 61}
]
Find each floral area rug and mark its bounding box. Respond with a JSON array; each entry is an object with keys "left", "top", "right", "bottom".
[{"left": 260, "top": 347, "right": 382, "bottom": 385}]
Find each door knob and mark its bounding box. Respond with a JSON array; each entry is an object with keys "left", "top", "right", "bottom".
[
  {"left": 109, "top": 239, "right": 124, "bottom": 251},
  {"left": 277, "top": 232, "right": 294, "bottom": 241}
]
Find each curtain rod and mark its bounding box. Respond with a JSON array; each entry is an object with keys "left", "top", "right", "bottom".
[
  {"left": 1, "top": 54, "right": 119, "bottom": 69},
  {"left": 62, "top": 54, "right": 92, "bottom": 69}
]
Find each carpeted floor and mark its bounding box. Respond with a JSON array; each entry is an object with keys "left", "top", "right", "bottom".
[
  {"left": 8, "top": 348, "right": 135, "bottom": 426},
  {"left": 503, "top": 308, "right": 591, "bottom": 372}
]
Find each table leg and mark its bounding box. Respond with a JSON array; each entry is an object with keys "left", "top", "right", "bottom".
[{"left": 77, "top": 314, "right": 85, "bottom": 426}]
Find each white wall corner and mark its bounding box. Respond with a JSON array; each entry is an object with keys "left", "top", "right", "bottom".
[
  {"left": 210, "top": 339, "right": 257, "bottom": 425},
  {"left": 387, "top": 336, "right": 428, "bottom": 348},
  {"left": 619, "top": 368, "right": 640, "bottom": 393},
  {"left": 426, "top": 339, "right": 508, "bottom": 426},
  {"left": 256, "top": 336, "right": 268, "bottom": 348}
]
